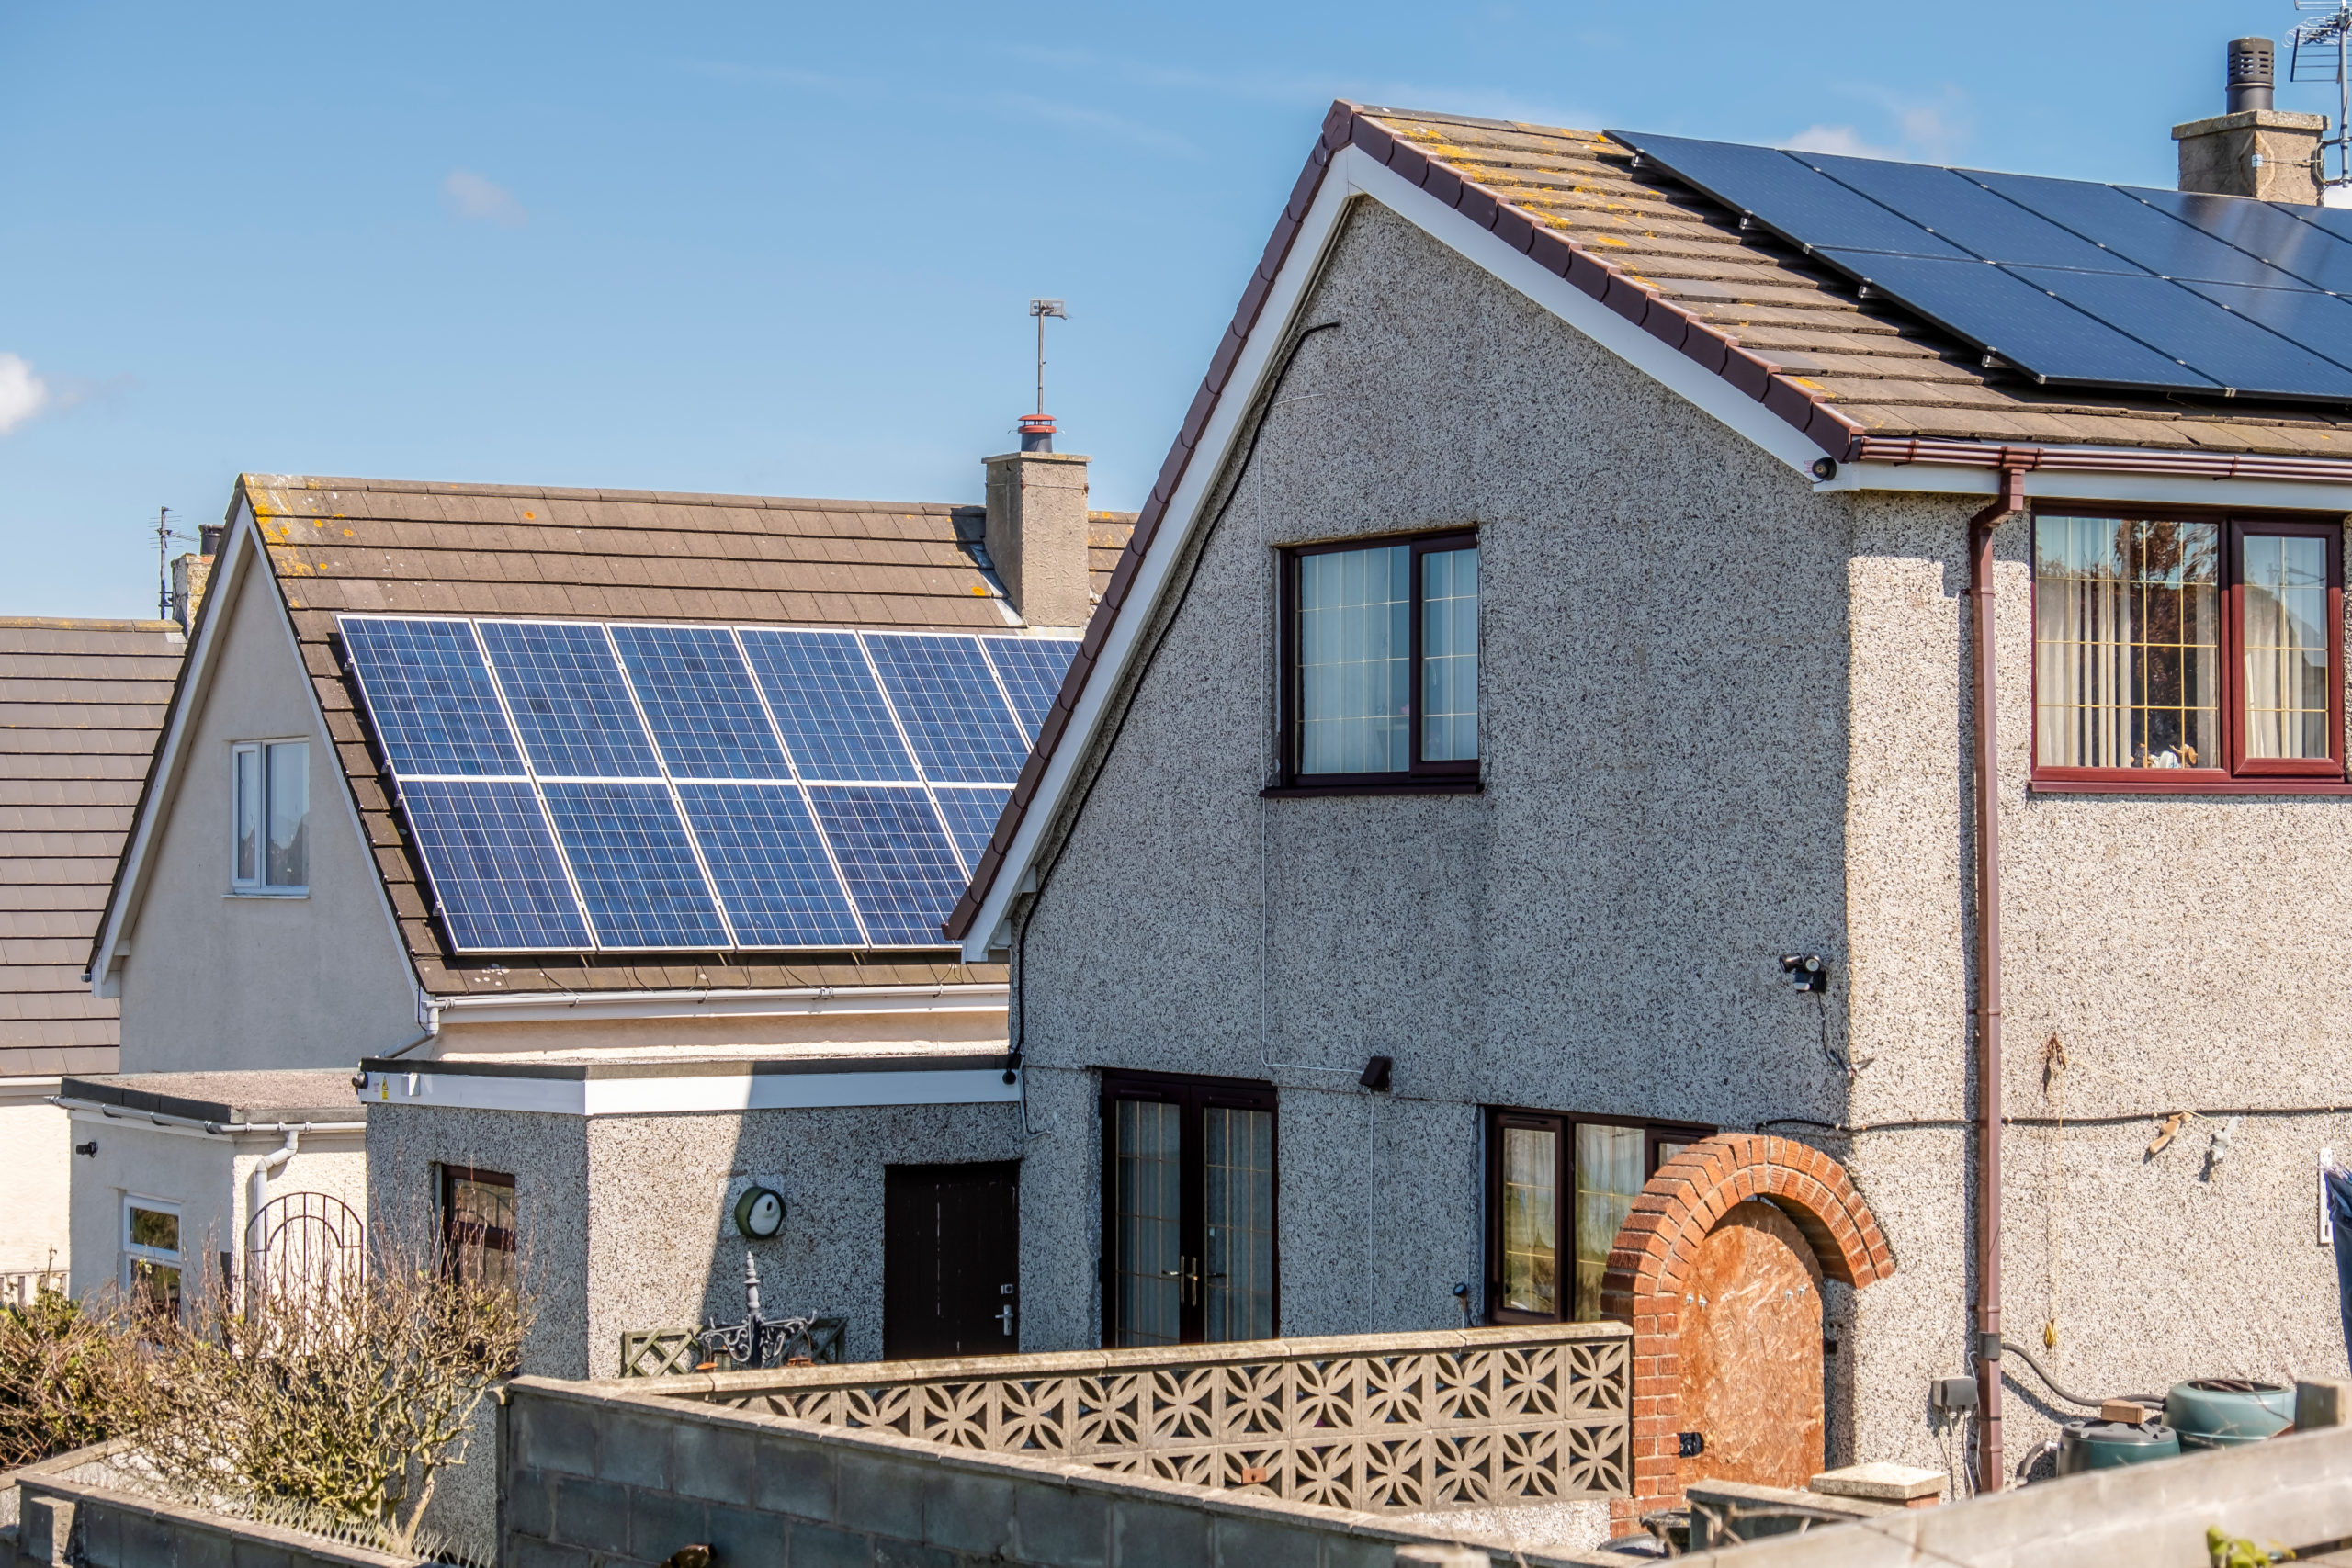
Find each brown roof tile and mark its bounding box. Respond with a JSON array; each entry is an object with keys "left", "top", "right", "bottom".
[{"left": 0, "top": 618, "right": 181, "bottom": 1060}]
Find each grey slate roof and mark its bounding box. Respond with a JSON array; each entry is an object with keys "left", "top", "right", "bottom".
[{"left": 0, "top": 618, "right": 182, "bottom": 1077}]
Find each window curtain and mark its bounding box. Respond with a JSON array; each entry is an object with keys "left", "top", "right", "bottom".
[
  {"left": 2033, "top": 517, "right": 2216, "bottom": 768},
  {"left": 2243, "top": 534, "right": 2329, "bottom": 761}
]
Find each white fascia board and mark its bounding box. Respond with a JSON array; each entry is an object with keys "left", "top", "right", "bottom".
[
  {"left": 434, "top": 981, "right": 1009, "bottom": 1025},
  {"left": 1822, "top": 458, "right": 2352, "bottom": 513},
  {"left": 364, "top": 1066, "right": 1018, "bottom": 1116},
  {"left": 1344, "top": 148, "right": 1834, "bottom": 480},
  {"left": 91, "top": 494, "right": 261, "bottom": 998}
]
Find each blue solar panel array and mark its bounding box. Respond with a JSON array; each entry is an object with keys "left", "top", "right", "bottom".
[
  {"left": 1608, "top": 129, "right": 2352, "bottom": 402},
  {"left": 339, "top": 616, "right": 1077, "bottom": 952}
]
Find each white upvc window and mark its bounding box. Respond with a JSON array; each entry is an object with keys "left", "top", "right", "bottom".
[
  {"left": 232, "top": 739, "right": 310, "bottom": 892},
  {"left": 122, "top": 1197, "right": 184, "bottom": 1318}
]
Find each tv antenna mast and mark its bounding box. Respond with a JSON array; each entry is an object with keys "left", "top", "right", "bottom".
[
  {"left": 2290, "top": 3, "right": 2352, "bottom": 196},
  {"left": 1028, "top": 298, "right": 1067, "bottom": 415},
  {"left": 152, "top": 507, "right": 192, "bottom": 622}
]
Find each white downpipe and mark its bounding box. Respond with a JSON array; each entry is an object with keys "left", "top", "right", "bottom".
[{"left": 243, "top": 1127, "right": 302, "bottom": 1299}]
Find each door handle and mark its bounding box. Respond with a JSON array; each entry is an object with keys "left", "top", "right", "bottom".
[
  {"left": 1182, "top": 1256, "right": 1201, "bottom": 1305},
  {"left": 997, "top": 1304, "right": 1014, "bottom": 1336}
]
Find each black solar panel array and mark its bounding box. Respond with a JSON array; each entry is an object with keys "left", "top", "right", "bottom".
[{"left": 1608, "top": 129, "right": 2352, "bottom": 402}]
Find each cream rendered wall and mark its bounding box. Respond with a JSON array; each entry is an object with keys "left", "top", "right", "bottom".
[
  {"left": 0, "top": 1091, "right": 73, "bottom": 1279},
  {"left": 1013, "top": 200, "right": 1861, "bottom": 1350},
  {"left": 117, "top": 552, "right": 419, "bottom": 1073},
  {"left": 63, "top": 1111, "right": 365, "bottom": 1301}
]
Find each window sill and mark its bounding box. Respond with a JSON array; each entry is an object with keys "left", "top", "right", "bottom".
[
  {"left": 224, "top": 889, "right": 311, "bottom": 899},
  {"left": 2030, "top": 775, "right": 2352, "bottom": 797},
  {"left": 1261, "top": 779, "right": 1484, "bottom": 798}
]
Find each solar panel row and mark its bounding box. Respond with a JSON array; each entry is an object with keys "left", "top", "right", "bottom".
[
  {"left": 1608, "top": 129, "right": 2352, "bottom": 402},
  {"left": 339, "top": 615, "right": 1076, "bottom": 953}
]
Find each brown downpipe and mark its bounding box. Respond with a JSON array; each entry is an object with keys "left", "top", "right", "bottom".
[{"left": 1969, "top": 462, "right": 2027, "bottom": 1495}]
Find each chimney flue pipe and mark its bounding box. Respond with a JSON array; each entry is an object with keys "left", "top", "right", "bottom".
[{"left": 2228, "top": 36, "right": 2276, "bottom": 114}]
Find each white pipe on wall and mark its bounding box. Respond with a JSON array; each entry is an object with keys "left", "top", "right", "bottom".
[{"left": 243, "top": 1127, "right": 303, "bottom": 1292}]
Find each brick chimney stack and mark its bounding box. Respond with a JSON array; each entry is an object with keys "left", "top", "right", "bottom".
[
  {"left": 982, "top": 417, "right": 1091, "bottom": 628},
  {"left": 2175, "top": 37, "right": 2326, "bottom": 202},
  {"left": 171, "top": 524, "right": 223, "bottom": 633}
]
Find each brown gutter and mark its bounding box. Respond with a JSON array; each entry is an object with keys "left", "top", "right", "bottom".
[
  {"left": 944, "top": 102, "right": 1863, "bottom": 942},
  {"left": 1859, "top": 435, "right": 2352, "bottom": 487},
  {"left": 1968, "top": 462, "right": 2026, "bottom": 1494}
]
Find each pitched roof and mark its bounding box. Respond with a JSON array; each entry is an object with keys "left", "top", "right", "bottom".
[
  {"left": 0, "top": 618, "right": 181, "bottom": 1077},
  {"left": 945, "top": 101, "right": 2352, "bottom": 943},
  {"left": 1363, "top": 110, "right": 2352, "bottom": 460},
  {"left": 231, "top": 475, "right": 1132, "bottom": 1000}
]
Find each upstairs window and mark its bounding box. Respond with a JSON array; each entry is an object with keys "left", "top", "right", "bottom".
[
  {"left": 2032, "top": 512, "right": 2343, "bottom": 787},
  {"left": 232, "top": 740, "right": 309, "bottom": 891},
  {"left": 1278, "top": 531, "right": 1478, "bottom": 789}
]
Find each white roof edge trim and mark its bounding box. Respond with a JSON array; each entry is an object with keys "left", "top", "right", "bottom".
[
  {"left": 1823, "top": 458, "right": 2352, "bottom": 511},
  {"left": 366, "top": 1066, "right": 1021, "bottom": 1116},
  {"left": 433, "top": 981, "right": 1009, "bottom": 1023},
  {"left": 91, "top": 493, "right": 264, "bottom": 998}
]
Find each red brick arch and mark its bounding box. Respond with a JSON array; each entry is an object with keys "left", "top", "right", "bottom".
[{"left": 1598, "top": 1133, "right": 1895, "bottom": 1527}]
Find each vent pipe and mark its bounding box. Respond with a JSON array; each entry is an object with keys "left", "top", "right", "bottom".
[{"left": 2227, "top": 37, "right": 2276, "bottom": 114}]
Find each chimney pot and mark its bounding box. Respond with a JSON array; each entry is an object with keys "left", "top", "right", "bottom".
[
  {"left": 2228, "top": 36, "right": 2276, "bottom": 114},
  {"left": 1017, "top": 413, "right": 1057, "bottom": 454}
]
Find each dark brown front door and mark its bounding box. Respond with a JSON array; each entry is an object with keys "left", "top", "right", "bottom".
[
  {"left": 883, "top": 1160, "right": 1019, "bottom": 1360},
  {"left": 1675, "top": 1201, "right": 1826, "bottom": 1489}
]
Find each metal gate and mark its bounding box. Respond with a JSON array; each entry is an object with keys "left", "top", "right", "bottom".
[{"left": 246, "top": 1190, "right": 365, "bottom": 1310}]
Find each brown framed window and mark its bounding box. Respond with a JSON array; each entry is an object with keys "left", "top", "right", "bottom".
[
  {"left": 1485, "top": 1108, "right": 1711, "bottom": 1325},
  {"left": 1100, "top": 1070, "right": 1277, "bottom": 1348},
  {"left": 2031, "top": 510, "right": 2346, "bottom": 791},
  {"left": 1274, "top": 529, "right": 1478, "bottom": 790},
  {"left": 438, "top": 1165, "right": 516, "bottom": 1291}
]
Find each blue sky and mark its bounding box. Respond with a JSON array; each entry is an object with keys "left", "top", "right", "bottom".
[{"left": 0, "top": 0, "right": 2322, "bottom": 616}]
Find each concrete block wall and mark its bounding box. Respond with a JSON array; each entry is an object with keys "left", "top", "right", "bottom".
[
  {"left": 9, "top": 1466, "right": 418, "bottom": 1568},
  {"left": 501, "top": 1380, "right": 1587, "bottom": 1568}
]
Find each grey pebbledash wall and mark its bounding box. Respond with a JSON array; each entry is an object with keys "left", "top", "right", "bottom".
[
  {"left": 1003, "top": 189, "right": 2352, "bottom": 1487},
  {"left": 498, "top": 1379, "right": 1588, "bottom": 1568}
]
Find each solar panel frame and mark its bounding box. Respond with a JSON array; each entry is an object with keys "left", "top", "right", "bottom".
[
  {"left": 2012, "top": 265, "right": 2352, "bottom": 397},
  {"left": 338, "top": 616, "right": 527, "bottom": 777},
  {"left": 980, "top": 637, "right": 1080, "bottom": 740},
  {"left": 540, "top": 781, "right": 734, "bottom": 951},
  {"left": 397, "top": 778, "right": 594, "bottom": 953},
  {"left": 740, "top": 628, "right": 922, "bottom": 783},
  {"left": 610, "top": 624, "right": 793, "bottom": 781},
  {"left": 861, "top": 632, "right": 1033, "bottom": 784},
  {"left": 675, "top": 782, "right": 868, "bottom": 949},
  {"left": 804, "top": 784, "right": 973, "bottom": 948},
  {"left": 477, "top": 620, "right": 664, "bottom": 780},
  {"left": 931, "top": 784, "right": 1012, "bottom": 876}
]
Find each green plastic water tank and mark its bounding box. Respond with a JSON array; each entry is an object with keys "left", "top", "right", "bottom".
[
  {"left": 2165, "top": 1379, "right": 2293, "bottom": 1450},
  {"left": 2056, "top": 1417, "right": 2180, "bottom": 1474}
]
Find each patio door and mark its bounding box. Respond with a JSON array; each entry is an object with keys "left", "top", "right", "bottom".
[{"left": 1101, "top": 1071, "right": 1277, "bottom": 1348}]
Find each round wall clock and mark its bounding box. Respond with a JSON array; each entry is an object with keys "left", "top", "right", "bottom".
[{"left": 733, "top": 1185, "right": 785, "bottom": 1239}]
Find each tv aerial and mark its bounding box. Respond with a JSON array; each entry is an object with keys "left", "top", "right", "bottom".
[{"left": 2290, "top": 2, "right": 2352, "bottom": 197}]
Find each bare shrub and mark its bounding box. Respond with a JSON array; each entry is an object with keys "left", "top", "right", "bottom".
[
  {"left": 132, "top": 1207, "right": 529, "bottom": 1554},
  {"left": 0, "top": 1287, "right": 147, "bottom": 1468}
]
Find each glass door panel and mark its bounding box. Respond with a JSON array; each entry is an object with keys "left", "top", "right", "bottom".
[
  {"left": 1103, "top": 1076, "right": 1278, "bottom": 1347},
  {"left": 1204, "top": 1105, "right": 1274, "bottom": 1343},
  {"left": 1114, "top": 1099, "right": 1183, "bottom": 1348}
]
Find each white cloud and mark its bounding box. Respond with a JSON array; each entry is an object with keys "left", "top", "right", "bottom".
[
  {"left": 0, "top": 354, "right": 49, "bottom": 435},
  {"left": 1781, "top": 124, "right": 1905, "bottom": 160},
  {"left": 443, "top": 170, "right": 526, "bottom": 228}
]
